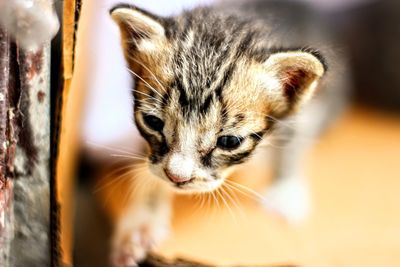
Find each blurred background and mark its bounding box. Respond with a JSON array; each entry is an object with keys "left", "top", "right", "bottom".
[{"left": 65, "top": 0, "right": 400, "bottom": 266}]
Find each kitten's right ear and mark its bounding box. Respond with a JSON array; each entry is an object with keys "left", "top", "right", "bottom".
[
  {"left": 110, "top": 5, "right": 166, "bottom": 52},
  {"left": 263, "top": 49, "right": 326, "bottom": 114}
]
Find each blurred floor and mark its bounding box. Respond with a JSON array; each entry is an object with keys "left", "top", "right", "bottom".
[
  {"left": 75, "top": 106, "right": 400, "bottom": 267},
  {"left": 158, "top": 106, "right": 400, "bottom": 267}
]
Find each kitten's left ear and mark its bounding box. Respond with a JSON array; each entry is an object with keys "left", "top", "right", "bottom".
[
  {"left": 110, "top": 5, "right": 166, "bottom": 53},
  {"left": 264, "top": 49, "right": 327, "bottom": 113}
]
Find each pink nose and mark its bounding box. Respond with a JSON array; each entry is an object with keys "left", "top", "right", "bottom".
[{"left": 164, "top": 169, "right": 192, "bottom": 184}]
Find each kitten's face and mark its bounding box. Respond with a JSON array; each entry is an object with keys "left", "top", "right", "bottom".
[
  {"left": 111, "top": 6, "right": 326, "bottom": 193},
  {"left": 134, "top": 55, "right": 272, "bottom": 192}
]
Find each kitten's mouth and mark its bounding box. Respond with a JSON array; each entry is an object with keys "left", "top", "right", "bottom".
[
  {"left": 148, "top": 163, "right": 223, "bottom": 193},
  {"left": 162, "top": 172, "right": 222, "bottom": 193},
  {"left": 168, "top": 176, "right": 196, "bottom": 189},
  {"left": 171, "top": 181, "right": 222, "bottom": 193},
  {"left": 166, "top": 176, "right": 223, "bottom": 193},
  {"left": 173, "top": 181, "right": 194, "bottom": 190}
]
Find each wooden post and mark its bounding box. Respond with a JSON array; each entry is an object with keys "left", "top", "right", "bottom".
[
  {"left": 0, "top": 25, "right": 51, "bottom": 266},
  {"left": 0, "top": 28, "right": 14, "bottom": 267}
]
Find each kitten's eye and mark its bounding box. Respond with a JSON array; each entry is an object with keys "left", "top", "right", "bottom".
[
  {"left": 143, "top": 114, "right": 164, "bottom": 131},
  {"left": 217, "top": 135, "right": 243, "bottom": 150}
]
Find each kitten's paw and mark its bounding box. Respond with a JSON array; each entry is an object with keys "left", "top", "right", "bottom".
[
  {"left": 111, "top": 222, "right": 169, "bottom": 267},
  {"left": 263, "top": 177, "right": 311, "bottom": 223}
]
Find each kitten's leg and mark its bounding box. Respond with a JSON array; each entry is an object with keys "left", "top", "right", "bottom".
[
  {"left": 264, "top": 96, "right": 343, "bottom": 223},
  {"left": 263, "top": 121, "right": 312, "bottom": 223},
  {"left": 111, "top": 177, "right": 172, "bottom": 266}
]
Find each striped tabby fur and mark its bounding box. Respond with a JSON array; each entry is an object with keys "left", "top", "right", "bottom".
[{"left": 109, "top": 1, "right": 348, "bottom": 265}]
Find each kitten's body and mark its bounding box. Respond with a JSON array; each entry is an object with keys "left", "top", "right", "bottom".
[{"left": 110, "top": 1, "right": 349, "bottom": 265}]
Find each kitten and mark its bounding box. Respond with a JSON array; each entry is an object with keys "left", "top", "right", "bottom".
[{"left": 109, "top": 1, "right": 349, "bottom": 265}]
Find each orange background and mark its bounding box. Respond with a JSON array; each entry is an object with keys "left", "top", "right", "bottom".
[{"left": 152, "top": 107, "right": 400, "bottom": 267}]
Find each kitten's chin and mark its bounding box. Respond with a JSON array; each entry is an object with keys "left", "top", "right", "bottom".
[
  {"left": 148, "top": 164, "right": 224, "bottom": 194},
  {"left": 160, "top": 174, "right": 225, "bottom": 194},
  {"left": 169, "top": 179, "right": 225, "bottom": 194}
]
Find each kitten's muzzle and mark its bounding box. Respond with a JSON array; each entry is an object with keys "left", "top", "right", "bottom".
[{"left": 164, "top": 169, "right": 193, "bottom": 185}]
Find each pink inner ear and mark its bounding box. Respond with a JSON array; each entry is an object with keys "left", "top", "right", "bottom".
[{"left": 282, "top": 68, "right": 309, "bottom": 103}]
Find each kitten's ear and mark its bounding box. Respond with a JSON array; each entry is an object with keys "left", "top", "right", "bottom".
[
  {"left": 110, "top": 5, "right": 166, "bottom": 52},
  {"left": 264, "top": 49, "right": 327, "bottom": 113}
]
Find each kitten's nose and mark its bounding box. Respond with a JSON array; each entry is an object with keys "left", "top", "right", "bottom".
[
  {"left": 164, "top": 169, "right": 192, "bottom": 184},
  {"left": 165, "top": 153, "right": 195, "bottom": 184}
]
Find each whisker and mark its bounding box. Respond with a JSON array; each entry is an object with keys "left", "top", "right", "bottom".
[
  {"left": 222, "top": 184, "right": 245, "bottom": 218},
  {"left": 86, "top": 141, "right": 145, "bottom": 157},
  {"left": 225, "top": 180, "right": 266, "bottom": 203},
  {"left": 211, "top": 190, "right": 220, "bottom": 210},
  {"left": 133, "top": 89, "right": 164, "bottom": 105},
  {"left": 190, "top": 194, "right": 203, "bottom": 220},
  {"left": 93, "top": 166, "right": 148, "bottom": 194},
  {"left": 93, "top": 165, "right": 135, "bottom": 192},
  {"left": 128, "top": 57, "right": 168, "bottom": 94},
  {"left": 126, "top": 68, "right": 165, "bottom": 101},
  {"left": 101, "top": 172, "right": 136, "bottom": 207},
  {"left": 216, "top": 187, "right": 237, "bottom": 224},
  {"left": 258, "top": 140, "right": 291, "bottom": 150},
  {"left": 135, "top": 97, "right": 159, "bottom": 107},
  {"left": 92, "top": 163, "right": 148, "bottom": 193},
  {"left": 122, "top": 169, "right": 148, "bottom": 207},
  {"left": 199, "top": 193, "right": 207, "bottom": 212},
  {"left": 109, "top": 154, "right": 147, "bottom": 161}
]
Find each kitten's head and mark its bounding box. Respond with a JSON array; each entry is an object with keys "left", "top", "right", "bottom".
[{"left": 111, "top": 5, "right": 326, "bottom": 193}]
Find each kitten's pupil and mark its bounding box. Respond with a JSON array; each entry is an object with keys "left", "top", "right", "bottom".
[
  {"left": 143, "top": 114, "right": 164, "bottom": 131},
  {"left": 217, "top": 136, "right": 243, "bottom": 150}
]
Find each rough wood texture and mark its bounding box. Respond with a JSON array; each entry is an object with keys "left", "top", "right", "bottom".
[
  {"left": 0, "top": 28, "right": 16, "bottom": 267},
  {"left": 0, "top": 26, "right": 51, "bottom": 267},
  {"left": 10, "top": 45, "right": 51, "bottom": 267}
]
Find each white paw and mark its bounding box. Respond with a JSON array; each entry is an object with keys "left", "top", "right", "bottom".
[
  {"left": 263, "top": 177, "right": 311, "bottom": 223},
  {"left": 111, "top": 218, "right": 169, "bottom": 267}
]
